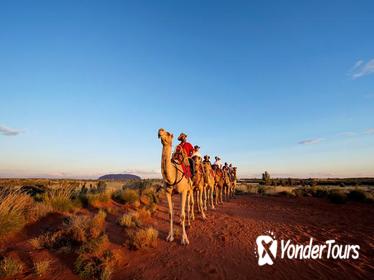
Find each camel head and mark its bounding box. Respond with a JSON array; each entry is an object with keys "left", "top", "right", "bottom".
[
  {"left": 193, "top": 156, "right": 202, "bottom": 165},
  {"left": 158, "top": 128, "right": 173, "bottom": 146}
]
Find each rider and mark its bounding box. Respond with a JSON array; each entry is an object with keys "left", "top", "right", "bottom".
[
  {"left": 176, "top": 133, "right": 195, "bottom": 177},
  {"left": 203, "top": 155, "right": 212, "bottom": 165},
  {"left": 192, "top": 145, "right": 202, "bottom": 159},
  {"left": 213, "top": 156, "right": 222, "bottom": 168}
]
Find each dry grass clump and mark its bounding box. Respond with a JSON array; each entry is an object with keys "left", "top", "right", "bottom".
[
  {"left": 74, "top": 249, "right": 116, "bottom": 280},
  {"left": 27, "top": 202, "right": 53, "bottom": 222},
  {"left": 33, "top": 259, "right": 51, "bottom": 276},
  {"left": 68, "top": 210, "right": 107, "bottom": 243},
  {"left": 117, "top": 212, "right": 141, "bottom": 228},
  {"left": 130, "top": 227, "right": 158, "bottom": 250},
  {"left": 328, "top": 190, "right": 347, "bottom": 204},
  {"left": 29, "top": 236, "right": 45, "bottom": 250},
  {"left": 30, "top": 210, "right": 107, "bottom": 251},
  {"left": 0, "top": 256, "right": 24, "bottom": 277},
  {"left": 78, "top": 234, "right": 110, "bottom": 255},
  {"left": 347, "top": 189, "right": 373, "bottom": 203},
  {"left": 112, "top": 188, "right": 139, "bottom": 204},
  {"left": 79, "top": 192, "right": 111, "bottom": 209},
  {"left": 42, "top": 186, "right": 76, "bottom": 212},
  {"left": 0, "top": 188, "right": 33, "bottom": 240}
]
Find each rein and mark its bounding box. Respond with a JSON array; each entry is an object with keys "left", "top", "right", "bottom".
[{"left": 168, "top": 159, "right": 186, "bottom": 187}]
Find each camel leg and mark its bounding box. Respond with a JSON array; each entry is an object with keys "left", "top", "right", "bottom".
[
  {"left": 211, "top": 186, "right": 215, "bottom": 209},
  {"left": 196, "top": 190, "right": 201, "bottom": 213},
  {"left": 180, "top": 190, "right": 189, "bottom": 245},
  {"left": 203, "top": 186, "right": 208, "bottom": 211},
  {"left": 166, "top": 190, "right": 174, "bottom": 242},
  {"left": 186, "top": 190, "right": 191, "bottom": 226},
  {"left": 199, "top": 187, "right": 206, "bottom": 219},
  {"left": 215, "top": 185, "right": 218, "bottom": 205},
  {"left": 190, "top": 189, "right": 195, "bottom": 221}
]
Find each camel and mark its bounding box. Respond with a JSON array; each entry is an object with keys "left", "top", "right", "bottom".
[
  {"left": 230, "top": 167, "right": 238, "bottom": 198},
  {"left": 202, "top": 159, "right": 215, "bottom": 210},
  {"left": 190, "top": 156, "right": 207, "bottom": 220},
  {"left": 223, "top": 167, "right": 231, "bottom": 201},
  {"left": 158, "top": 128, "right": 191, "bottom": 245},
  {"left": 213, "top": 165, "right": 224, "bottom": 204}
]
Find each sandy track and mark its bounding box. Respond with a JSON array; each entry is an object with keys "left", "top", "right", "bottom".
[{"left": 114, "top": 194, "right": 374, "bottom": 280}]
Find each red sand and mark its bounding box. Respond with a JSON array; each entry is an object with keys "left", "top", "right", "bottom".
[{"left": 1, "top": 194, "right": 373, "bottom": 280}]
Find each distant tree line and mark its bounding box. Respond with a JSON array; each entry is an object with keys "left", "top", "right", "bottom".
[{"left": 240, "top": 172, "right": 374, "bottom": 186}]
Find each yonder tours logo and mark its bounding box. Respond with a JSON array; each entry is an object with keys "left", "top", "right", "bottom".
[{"left": 255, "top": 231, "right": 360, "bottom": 266}]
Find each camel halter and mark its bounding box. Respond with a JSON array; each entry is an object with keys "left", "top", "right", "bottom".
[{"left": 168, "top": 160, "right": 186, "bottom": 187}]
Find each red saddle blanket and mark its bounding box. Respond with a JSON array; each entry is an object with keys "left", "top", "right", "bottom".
[{"left": 181, "top": 163, "right": 192, "bottom": 179}]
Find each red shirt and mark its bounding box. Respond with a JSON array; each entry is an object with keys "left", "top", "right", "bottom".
[{"left": 179, "top": 142, "right": 194, "bottom": 157}]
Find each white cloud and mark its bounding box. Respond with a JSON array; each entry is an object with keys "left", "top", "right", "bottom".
[
  {"left": 338, "top": 131, "right": 356, "bottom": 137},
  {"left": 298, "top": 138, "right": 323, "bottom": 145},
  {"left": 349, "top": 59, "right": 374, "bottom": 79},
  {"left": 0, "top": 124, "right": 22, "bottom": 136},
  {"left": 365, "top": 128, "right": 374, "bottom": 135}
]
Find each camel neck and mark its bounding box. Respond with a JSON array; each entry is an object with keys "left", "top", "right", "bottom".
[{"left": 161, "top": 143, "right": 175, "bottom": 185}]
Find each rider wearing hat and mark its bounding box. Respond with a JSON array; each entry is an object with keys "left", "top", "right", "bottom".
[
  {"left": 192, "top": 145, "right": 202, "bottom": 159},
  {"left": 213, "top": 156, "right": 222, "bottom": 168},
  {"left": 176, "top": 132, "right": 195, "bottom": 176}
]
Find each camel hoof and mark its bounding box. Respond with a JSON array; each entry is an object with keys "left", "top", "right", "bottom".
[
  {"left": 202, "top": 215, "right": 207, "bottom": 220},
  {"left": 181, "top": 235, "right": 190, "bottom": 245},
  {"left": 166, "top": 234, "right": 174, "bottom": 242}
]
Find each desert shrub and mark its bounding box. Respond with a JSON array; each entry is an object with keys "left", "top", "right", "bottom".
[
  {"left": 147, "top": 202, "right": 158, "bottom": 214},
  {"left": 328, "top": 190, "right": 347, "bottom": 204},
  {"left": 0, "top": 257, "right": 24, "bottom": 277},
  {"left": 43, "top": 186, "right": 76, "bottom": 212},
  {"left": 347, "top": 190, "right": 367, "bottom": 202},
  {"left": 27, "top": 202, "right": 53, "bottom": 222},
  {"left": 118, "top": 212, "right": 141, "bottom": 228},
  {"left": 74, "top": 249, "right": 116, "bottom": 280},
  {"left": 89, "top": 210, "right": 107, "bottom": 239},
  {"left": 314, "top": 188, "right": 329, "bottom": 198},
  {"left": 34, "top": 230, "right": 70, "bottom": 250},
  {"left": 278, "top": 190, "right": 296, "bottom": 198},
  {"left": 79, "top": 193, "right": 110, "bottom": 209},
  {"left": 137, "top": 208, "right": 151, "bottom": 222},
  {"left": 130, "top": 227, "right": 158, "bottom": 250},
  {"left": 0, "top": 189, "right": 33, "bottom": 239},
  {"left": 29, "top": 236, "right": 45, "bottom": 250},
  {"left": 97, "top": 181, "right": 107, "bottom": 193},
  {"left": 112, "top": 189, "right": 139, "bottom": 204},
  {"left": 257, "top": 186, "right": 266, "bottom": 195},
  {"left": 79, "top": 234, "right": 109, "bottom": 255},
  {"left": 68, "top": 211, "right": 106, "bottom": 243},
  {"left": 33, "top": 259, "right": 51, "bottom": 276}
]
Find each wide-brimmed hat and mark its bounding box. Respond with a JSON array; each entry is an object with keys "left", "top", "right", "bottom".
[
  {"left": 194, "top": 145, "right": 200, "bottom": 149},
  {"left": 215, "top": 156, "right": 220, "bottom": 160},
  {"left": 177, "top": 133, "right": 187, "bottom": 141}
]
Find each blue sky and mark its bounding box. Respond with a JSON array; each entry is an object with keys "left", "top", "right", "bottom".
[{"left": 1, "top": 0, "right": 373, "bottom": 178}]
